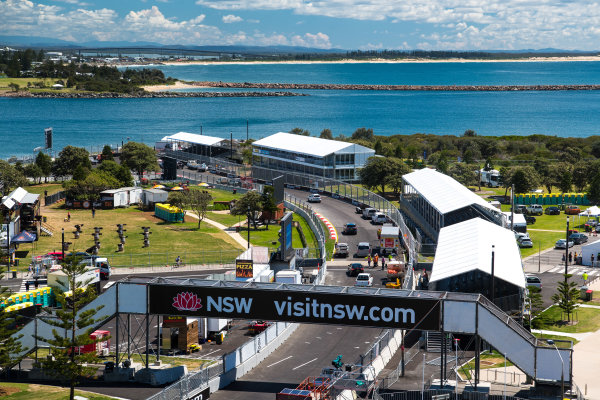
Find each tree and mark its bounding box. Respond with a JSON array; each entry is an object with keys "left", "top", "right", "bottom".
[
  {"left": 394, "top": 143, "right": 403, "bottom": 159},
  {"left": 551, "top": 274, "right": 580, "bottom": 323},
  {"left": 0, "top": 270, "right": 25, "bottom": 374},
  {"left": 230, "top": 191, "right": 263, "bottom": 229},
  {"left": 52, "top": 146, "right": 91, "bottom": 178},
  {"left": 533, "top": 159, "right": 554, "bottom": 193},
  {"left": 511, "top": 166, "right": 540, "bottom": 194},
  {"left": 23, "top": 163, "right": 43, "bottom": 184},
  {"left": 0, "top": 160, "right": 27, "bottom": 195},
  {"left": 527, "top": 286, "right": 545, "bottom": 329},
  {"left": 463, "top": 129, "right": 477, "bottom": 137},
  {"left": 351, "top": 127, "right": 374, "bottom": 141},
  {"left": 359, "top": 157, "right": 391, "bottom": 195},
  {"left": 289, "top": 127, "right": 310, "bottom": 136},
  {"left": 499, "top": 166, "right": 514, "bottom": 198},
  {"left": 374, "top": 140, "right": 383, "bottom": 155},
  {"left": 120, "top": 142, "right": 158, "bottom": 179},
  {"left": 63, "top": 170, "right": 120, "bottom": 201},
  {"left": 387, "top": 158, "right": 411, "bottom": 195},
  {"left": 72, "top": 165, "right": 90, "bottom": 181},
  {"left": 261, "top": 186, "right": 279, "bottom": 230},
  {"left": 172, "top": 190, "right": 213, "bottom": 229},
  {"left": 571, "top": 162, "right": 589, "bottom": 192},
  {"left": 35, "top": 152, "right": 53, "bottom": 183},
  {"left": 319, "top": 129, "right": 333, "bottom": 140},
  {"left": 556, "top": 162, "right": 573, "bottom": 193},
  {"left": 587, "top": 171, "right": 600, "bottom": 204},
  {"left": 435, "top": 151, "right": 449, "bottom": 174},
  {"left": 36, "top": 256, "right": 106, "bottom": 400},
  {"left": 449, "top": 163, "right": 477, "bottom": 187},
  {"left": 7, "top": 82, "right": 20, "bottom": 92},
  {"left": 100, "top": 145, "right": 114, "bottom": 161},
  {"left": 97, "top": 160, "right": 133, "bottom": 187}
]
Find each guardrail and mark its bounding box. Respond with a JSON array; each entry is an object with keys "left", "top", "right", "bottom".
[
  {"left": 285, "top": 194, "right": 328, "bottom": 263},
  {"left": 147, "top": 362, "right": 223, "bottom": 400}
]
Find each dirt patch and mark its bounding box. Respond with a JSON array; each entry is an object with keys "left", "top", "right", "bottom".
[
  {"left": 0, "top": 385, "right": 21, "bottom": 396},
  {"left": 482, "top": 356, "right": 507, "bottom": 366},
  {"left": 480, "top": 360, "right": 496, "bottom": 366}
]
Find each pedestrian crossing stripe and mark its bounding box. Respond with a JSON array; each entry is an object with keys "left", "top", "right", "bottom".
[{"left": 547, "top": 266, "right": 599, "bottom": 276}]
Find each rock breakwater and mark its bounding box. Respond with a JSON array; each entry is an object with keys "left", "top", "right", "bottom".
[
  {"left": 0, "top": 90, "right": 305, "bottom": 98},
  {"left": 192, "top": 81, "right": 600, "bottom": 91}
]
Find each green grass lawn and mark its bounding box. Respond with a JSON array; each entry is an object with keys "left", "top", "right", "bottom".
[
  {"left": 248, "top": 213, "right": 310, "bottom": 249},
  {"left": 126, "top": 353, "right": 215, "bottom": 371},
  {"left": 535, "top": 305, "right": 600, "bottom": 333},
  {"left": 20, "top": 203, "right": 244, "bottom": 270},
  {"left": 0, "top": 382, "right": 117, "bottom": 399},
  {"left": 187, "top": 186, "right": 243, "bottom": 203},
  {"left": 321, "top": 221, "right": 336, "bottom": 259},
  {"left": 25, "top": 183, "right": 63, "bottom": 196},
  {"left": 533, "top": 333, "right": 578, "bottom": 347},
  {"left": 458, "top": 351, "right": 514, "bottom": 379},
  {"left": 207, "top": 211, "right": 244, "bottom": 227}
]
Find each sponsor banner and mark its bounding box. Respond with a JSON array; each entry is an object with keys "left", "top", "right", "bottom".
[
  {"left": 149, "top": 284, "right": 441, "bottom": 330},
  {"left": 186, "top": 387, "right": 210, "bottom": 400},
  {"left": 235, "top": 259, "right": 253, "bottom": 278}
]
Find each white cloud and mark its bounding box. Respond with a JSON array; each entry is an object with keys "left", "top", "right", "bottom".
[
  {"left": 290, "top": 32, "right": 331, "bottom": 48},
  {"left": 195, "top": 0, "right": 600, "bottom": 50},
  {"left": 222, "top": 14, "right": 243, "bottom": 23}
]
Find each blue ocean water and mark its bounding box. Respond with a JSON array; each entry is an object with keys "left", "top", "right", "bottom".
[{"left": 1, "top": 62, "right": 600, "bottom": 159}]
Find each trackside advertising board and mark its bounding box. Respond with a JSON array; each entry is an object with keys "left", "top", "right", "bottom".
[{"left": 149, "top": 285, "right": 441, "bottom": 330}]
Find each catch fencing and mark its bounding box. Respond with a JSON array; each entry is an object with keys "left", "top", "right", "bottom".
[
  {"left": 178, "top": 169, "right": 264, "bottom": 193},
  {"left": 44, "top": 190, "right": 66, "bottom": 206},
  {"left": 377, "top": 339, "right": 421, "bottom": 390},
  {"left": 285, "top": 194, "right": 328, "bottom": 262},
  {"left": 146, "top": 362, "right": 224, "bottom": 400},
  {"left": 375, "top": 390, "right": 529, "bottom": 400}
]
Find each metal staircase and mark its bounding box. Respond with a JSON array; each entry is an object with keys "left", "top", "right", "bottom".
[
  {"left": 426, "top": 331, "right": 452, "bottom": 353},
  {"left": 40, "top": 222, "right": 54, "bottom": 237}
]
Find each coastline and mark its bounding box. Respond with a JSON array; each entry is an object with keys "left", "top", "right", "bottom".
[
  {"left": 141, "top": 80, "right": 200, "bottom": 92},
  {"left": 154, "top": 55, "right": 600, "bottom": 67}
]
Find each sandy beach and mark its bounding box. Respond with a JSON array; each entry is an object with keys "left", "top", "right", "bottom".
[
  {"left": 141, "top": 80, "right": 199, "bottom": 92},
  {"left": 155, "top": 55, "right": 600, "bottom": 67}
]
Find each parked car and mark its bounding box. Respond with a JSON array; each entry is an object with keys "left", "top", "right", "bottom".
[
  {"left": 569, "top": 232, "right": 588, "bottom": 244},
  {"left": 342, "top": 223, "right": 357, "bottom": 235},
  {"left": 514, "top": 205, "right": 527, "bottom": 214},
  {"left": 347, "top": 263, "right": 365, "bottom": 277},
  {"left": 186, "top": 160, "right": 199, "bottom": 170},
  {"left": 526, "top": 204, "right": 543, "bottom": 215},
  {"left": 565, "top": 205, "right": 581, "bottom": 215},
  {"left": 334, "top": 243, "right": 349, "bottom": 258},
  {"left": 371, "top": 213, "right": 388, "bottom": 225},
  {"left": 308, "top": 193, "right": 322, "bottom": 203},
  {"left": 525, "top": 274, "right": 542, "bottom": 290},
  {"left": 514, "top": 232, "right": 530, "bottom": 242},
  {"left": 524, "top": 215, "right": 536, "bottom": 225},
  {"left": 356, "top": 242, "right": 371, "bottom": 257},
  {"left": 355, "top": 206, "right": 363, "bottom": 214},
  {"left": 545, "top": 206, "right": 560, "bottom": 215},
  {"left": 355, "top": 273, "right": 374, "bottom": 287},
  {"left": 518, "top": 237, "right": 533, "bottom": 248},
  {"left": 555, "top": 239, "right": 575, "bottom": 249}
]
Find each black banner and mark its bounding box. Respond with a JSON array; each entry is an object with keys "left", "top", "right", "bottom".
[
  {"left": 235, "top": 260, "right": 253, "bottom": 278},
  {"left": 149, "top": 284, "right": 441, "bottom": 330}
]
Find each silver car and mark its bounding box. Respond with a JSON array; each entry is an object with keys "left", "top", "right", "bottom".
[{"left": 555, "top": 239, "right": 574, "bottom": 249}]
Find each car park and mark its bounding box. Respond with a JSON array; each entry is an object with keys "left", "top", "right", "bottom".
[
  {"left": 569, "top": 232, "right": 588, "bottom": 244},
  {"left": 308, "top": 193, "right": 322, "bottom": 203},
  {"left": 565, "top": 205, "right": 581, "bottom": 215},
  {"left": 342, "top": 223, "right": 357, "bottom": 235},
  {"left": 545, "top": 206, "right": 560, "bottom": 215},
  {"left": 555, "top": 239, "right": 575, "bottom": 249},
  {"left": 347, "top": 263, "right": 364, "bottom": 277},
  {"left": 525, "top": 274, "right": 542, "bottom": 290},
  {"left": 334, "top": 243, "right": 349, "bottom": 258},
  {"left": 355, "top": 272, "right": 374, "bottom": 287},
  {"left": 524, "top": 215, "right": 536, "bottom": 225}
]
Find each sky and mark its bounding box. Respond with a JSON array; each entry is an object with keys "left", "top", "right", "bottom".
[{"left": 1, "top": 0, "right": 600, "bottom": 50}]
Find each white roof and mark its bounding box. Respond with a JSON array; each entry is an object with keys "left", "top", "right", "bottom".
[
  {"left": 166, "top": 132, "right": 225, "bottom": 146},
  {"left": 2, "top": 187, "right": 29, "bottom": 209},
  {"left": 403, "top": 168, "right": 498, "bottom": 215},
  {"left": 380, "top": 225, "right": 400, "bottom": 236},
  {"left": 253, "top": 132, "right": 374, "bottom": 158},
  {"left": 579, "top": 206, "right": 600, "bottom": 217},
  {"left": 502, "top": 212, "right": 527, "bottom": 226},
  {"left": 430, "top": 218, "right": 525, "bottom": 289}
]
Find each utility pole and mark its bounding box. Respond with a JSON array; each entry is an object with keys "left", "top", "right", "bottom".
[
  {"left": 491, "top": 245, "right": 495, "bottom": 303},
  {"left": 510, "top": 184, "right": 515, "bottom": 231},
  {"left": 246, "top": 119, "right": 249, "bottom": 142},
  {"left": 247, "top": 205, "right": 251, "bottom": 249},
  {"left": 565, "top": 216, "right": 570, "bottom": 283}
]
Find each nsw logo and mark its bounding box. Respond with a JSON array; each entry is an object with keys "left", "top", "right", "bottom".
[{"left": 172, "top": 292, "right": 203, "bottom": 311}]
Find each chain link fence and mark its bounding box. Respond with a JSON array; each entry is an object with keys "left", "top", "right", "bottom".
[{"left": 146, "top": 362, "right": 224, "bottom": 400}]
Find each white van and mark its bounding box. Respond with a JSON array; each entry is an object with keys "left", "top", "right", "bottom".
[
  {"left": 356, "top": 242, "right": 371, "bottom": 257},
  {"left": 362, "top": 208, "right": 377, "bottom": 219},
  {"left": 371, "top": 213, "right": 387, "bottom": 225}
]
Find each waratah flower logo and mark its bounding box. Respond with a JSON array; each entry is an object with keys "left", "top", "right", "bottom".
[{"left": 172, "top": 292, "right": 202, "bottom": 311}]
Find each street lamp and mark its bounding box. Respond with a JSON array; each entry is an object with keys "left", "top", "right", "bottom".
[
  {"left": 454, "top": 338, "right": 460, "bottom": 396},
  {"left": 547, "top": 340, "right": 565, "bottom": 398},
  {"left": 247, "top": 205, "right": 251, "bottom": 249},
  {"left": 61, "top": 228, "right": 65, "bottom": 260},
  {"left": 565, "top": 217, "right": 570, "bottom": 281}
]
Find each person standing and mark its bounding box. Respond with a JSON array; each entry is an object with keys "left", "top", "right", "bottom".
[
  {"left": 381, "top": 256, "right": 385, "bottom": 271},
  {"left": 591, "top": 253, "right": 595, "bottom": 267},
  {"left": 367, "top": 255, "right": 372, "bottom": 269},
  {"left": 67, "top": 211, "right": 71, "bottom": 222},
  {"left": 91, "top": 205, "right": 96, "bottom": 218},
  {"left": 569, "top": 252, "right": 573, "bottom": 264},
  {"left": 583, "top": 272, "right": 589, "bottom": 285}
]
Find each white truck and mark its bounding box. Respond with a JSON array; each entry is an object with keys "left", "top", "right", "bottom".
[
  {"left": 275, "top": 270, "right": 302, "bottom": 284},
  {"left": 479, "top": 169, "right": 500, "bottom": 188}
]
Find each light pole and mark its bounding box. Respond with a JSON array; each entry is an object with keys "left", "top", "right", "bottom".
[
  {"left": 490, "top": 245, "right": 495, "bottom": 303},
  {"left": 421, "top": 353, "right": 426, "bottom": 400},
  {"left": 61, "top": 228, "right": 65, "bottom": 260},
  {"left": 247, "top": 205, "right": 251, "bottom": 249},
  {"left": 565, "top": 217, "right": 570, "bottom": 282},
  {"left": 454, "top": 338, "right": 460, "bottom": 396},
  {"left": 547, "top": 340, "right": 565, "bottom": 398},
  {"left": 503, "top": 352, "right": 507, "bottom": 400}
]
